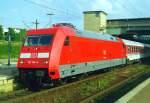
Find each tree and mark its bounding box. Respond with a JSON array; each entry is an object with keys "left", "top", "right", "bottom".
[
  {"left": 19, "top": 29, "right": 26, "bottom": 42},
  {"left": 4, "top": 28, "right": 27, "bottom": 41},
  {"left": 9, "top": 28, "right": 15, "bottom": 41},
  {"left": 5, "top": 28, "right": 15, "bottom": 41},
  {"left": 0, "top": 25, "right": 3, "bottom": 40}
]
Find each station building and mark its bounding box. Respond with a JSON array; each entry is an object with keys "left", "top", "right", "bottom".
[
  {"left": 107, "top": 18, "right": 150, "bottom": 43},
  {"left": 107, "top": 18, "right": 150, "bottom": 35},
  {"left": 83, "top": 11, "right": 150, "bottom": 43},
  {"left": 83, "top": 11, "right": 107, "bottom": 33}
]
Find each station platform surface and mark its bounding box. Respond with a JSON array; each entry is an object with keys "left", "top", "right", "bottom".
[
  {"left": 0, "top": 75, "right": 14, "bottom": 93},
  {"left": 115, "top": 77, "right": 150, "bottom": 103},
  {"left": 0, "top": 63, "right": 17, "bottom": 93},
  {"left": 0, "top": 64, "right": 18, "bottom": 81}
]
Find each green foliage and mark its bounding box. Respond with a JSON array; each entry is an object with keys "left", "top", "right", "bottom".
[
  {"left": 19, "top": 29, "right": 26, "bottom": 39},
  {"left": 79, "top": 73, "right": 116, "bottom": 98},
  {"left": 0, "top": 40, "right": 21, "bottom": 59},
  {"left": 98, "top": 79, "right": 109, "bottom": 91},
  {"left": 15, "top": 29, "right": 26, "bottom": 41},
  {"left": 0, "top": 27, "right": 26, "bottom": 58},
  {"left": 14, "top": 32, "right": 20, "bottom": 41},
  {"left": 0, "top": 25, "right": 3, "bottom": 40},
  {"left": 80, "top": 81, "right": 97, "bottom": 96},
  {"left": 5, "top": 28, "right": 26, "bottom": 41},
  {"left": 9, "top": 28, "right": 15, "bottom": 41},
  {"left": 54, "top": 95, "right": 68, "bottom": 103},
  {"left": 5, "top": 28, "right": 15, "bottom": 41},
  {"left": 0, "top": 91, "right": 4, "bottom": 95}
]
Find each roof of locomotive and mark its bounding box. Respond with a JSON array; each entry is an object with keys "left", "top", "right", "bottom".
[
  {"left": 27, "top": 25, "right": 118, "bottom": 42},
  {"left": 76, "top": 30, "right": 118, "bottom": 42}
]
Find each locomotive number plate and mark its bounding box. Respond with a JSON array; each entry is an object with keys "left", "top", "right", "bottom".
[{"left": 31, "top": 53, "right": 38, "bottom": 58}]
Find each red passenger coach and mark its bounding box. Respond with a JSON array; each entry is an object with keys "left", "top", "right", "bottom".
[
  {"left": 17, "top": 25, "right": 137, "bottom": 88},
  {"left": 122, "top": 39, "right": 150, "bottom": 61}
]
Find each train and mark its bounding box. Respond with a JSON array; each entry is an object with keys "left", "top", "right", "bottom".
[{"left": 17, "top": 24, "right": 150, "bottom": 88}]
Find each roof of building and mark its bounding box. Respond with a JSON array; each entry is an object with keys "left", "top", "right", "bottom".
[
  {"left": 108, "top": 17, "right": 150, "bottom": 21},
  {"left": 83, "top": 11, "right": 107, "bottom": 15}
]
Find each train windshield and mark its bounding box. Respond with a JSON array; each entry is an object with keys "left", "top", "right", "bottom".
[{"left": 24, "top": 35, "right": 53, "bottom": 46}]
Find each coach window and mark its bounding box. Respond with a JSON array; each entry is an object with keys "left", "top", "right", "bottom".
[
  {"left": 136, "top": 47, "right": 137, "bottom": 52},
  {"left": 137, "top": 47, "right": 139, "bottom": 52},
  {"left": 64, "top": 36, "right": 70, "bottom": 46},
  {"left": 135, "top": 47, "right": 137, "bottom": 52},
  {"left": 128, "top": 46, "right": 131, "bottom": 53},
  {"left": 130, "top": 46, "right": 132, "bottom": 53},
  {"left": 132, "top": 46, "right": 134, "bottom": 53},
  {"left": 128, "top": 46, "right": 130, "bottom": 53}
]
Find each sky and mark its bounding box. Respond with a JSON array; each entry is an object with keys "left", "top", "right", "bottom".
[{"left": 0, "top": 0, "right": 150, "bottom": 30}]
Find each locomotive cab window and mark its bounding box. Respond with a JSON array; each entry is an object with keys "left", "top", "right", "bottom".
[
  {"left": 24, "top": 34, "right": 54, "bottom": 46},
  {"left": 64, "top": 37, "right": 70, "bottom": 46}
]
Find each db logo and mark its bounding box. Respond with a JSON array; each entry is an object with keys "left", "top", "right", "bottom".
[{"left": 31, "top": 53, "right": 38, "bottom": 58}]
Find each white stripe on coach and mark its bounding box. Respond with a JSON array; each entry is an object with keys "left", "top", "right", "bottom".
[
  {"left": 20, "top": 53, "right": 31, "bottom": 58},
  {"left": 38, "top": 53, "right": 49, "bottom": 58}
]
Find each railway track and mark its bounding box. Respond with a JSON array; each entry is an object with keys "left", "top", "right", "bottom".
[
  {"left": 79, "top": 71, "right": 150, "bottom": 103},
  {"left": 0, "top": 64, "right": 150, "bottom": 103},
  {"left": 0, "top": 89, "right": 32, "bottom": 102}
]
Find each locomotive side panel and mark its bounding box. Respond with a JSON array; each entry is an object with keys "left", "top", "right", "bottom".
[{"left": 59, "top": 36, "right": 126, "bottom": 78}]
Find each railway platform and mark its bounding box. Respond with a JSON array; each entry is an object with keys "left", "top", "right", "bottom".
[
  {"left": 0, "top": 64, "right": 17, "bottom": 76},
  {"left": 115, "top": 77, "right": 150, "bottom": 103},
  {"left": 0, "top": 59, "right": 17, "bottom": 67},
  {"left": 0, "top": 75, "right": 14, "bottom": 93},
  {"left": 0, "top": 63, "right": 17, "bottom": 94},
  {"left": 0, "top": 58, "right": 17, "bottom": 76}
]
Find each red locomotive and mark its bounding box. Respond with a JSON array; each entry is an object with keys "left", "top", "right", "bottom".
[{"left": 17, "top": 24, "right": 150, "bottom": 88}]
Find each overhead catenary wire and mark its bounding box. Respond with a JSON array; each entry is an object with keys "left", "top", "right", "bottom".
[
  {"left": 24, "top": 0, "right": 144, "bottom": 29},
  {"left": 44, "top": 13, "right": 55, "bottom": 28},
  {"left": 116, "top": 0, "right": 141, "bottom": 18},
  {"left": 24, "top": 0, "right": 82, "bottom": 19},
  {"left": 128, "top": 0, "right": 144, "bottom": 16},
  {"left": 22, "top": 21, "right": 31, "bottom": 29},
  {"left": 58, "top": 0, "right": 83, "bottom": 18}
]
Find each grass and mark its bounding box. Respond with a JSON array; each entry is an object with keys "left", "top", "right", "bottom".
[
  {"left": 79, "top": 73, "right": 116, "bottom": 98},
  {"left": 0, "top": 40, "right": 22, "bottom": 59}
]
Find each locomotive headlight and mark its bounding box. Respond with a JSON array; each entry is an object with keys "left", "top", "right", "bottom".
[
  {"left": 42, "top": 60, "right": 48, "bottom": 64},
  {"left": 20, "top": 60, "right": 24, "bottom": 64}
]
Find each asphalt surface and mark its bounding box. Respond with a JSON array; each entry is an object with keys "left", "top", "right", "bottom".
[
  {"left": 0, "top": 64, "right": 17, "bottom": 77},
  {"left": 115, "top": 77, "right": 150, "bottom": 103},
  {"left": 128, "top": 80, "right": 150, "bottom": 103}
]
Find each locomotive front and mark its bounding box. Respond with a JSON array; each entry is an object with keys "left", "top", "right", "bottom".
[
  {"left": 17, "top": 26, "right": 76, "bottom": 89},
  {"left": 17, "top": 28, "right": 56, "bottom": 88}
]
